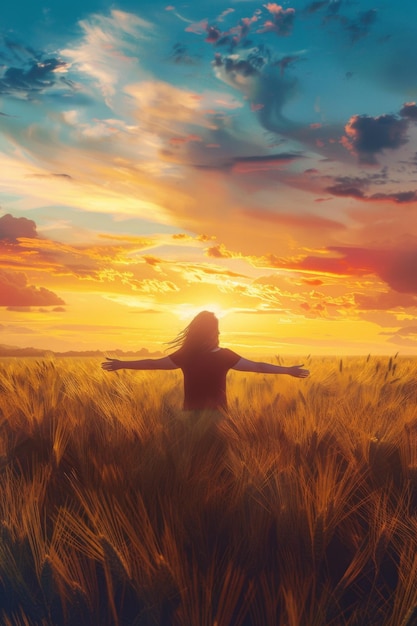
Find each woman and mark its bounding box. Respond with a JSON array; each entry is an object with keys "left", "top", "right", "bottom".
[{"left": 101, "top": 311, "right": 309, "bottom": 411}]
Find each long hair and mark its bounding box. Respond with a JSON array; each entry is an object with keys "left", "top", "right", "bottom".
[{"left": 167, "top": 311, "right": 219, "bottom": 355}]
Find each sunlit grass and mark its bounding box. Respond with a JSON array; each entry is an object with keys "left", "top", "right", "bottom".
[{"left": 0, "top": 354, "right": 416, "bottom": 624}]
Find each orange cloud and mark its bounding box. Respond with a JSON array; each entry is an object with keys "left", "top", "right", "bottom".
[
  {"left": 0, "top": 270, "right": 65, "bottom": 307},
  {"left": 0, "top": 213, "right": 38, "bottom": 241},
  {"left": 205, "top": 244, "right": 236, "bottom": 259},
  {"left": 242, "top": 208, "right": 346, "bottom": 232}
]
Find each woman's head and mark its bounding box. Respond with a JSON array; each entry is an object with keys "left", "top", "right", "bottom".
[{"left": 169, "top": 311, "right": 219, "bottom": 354}]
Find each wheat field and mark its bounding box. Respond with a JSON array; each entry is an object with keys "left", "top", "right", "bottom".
[{"left": 0, "top": 355, "right": 417, "bottom": 626}]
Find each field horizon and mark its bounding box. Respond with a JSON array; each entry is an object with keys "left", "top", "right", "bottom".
[{"left": 0, "top": 354, "right": 417, "bottom": 625}]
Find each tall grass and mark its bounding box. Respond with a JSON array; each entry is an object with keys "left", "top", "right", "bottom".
[{"left": 0, "top": 355, "right": 416, "bottom": 624}]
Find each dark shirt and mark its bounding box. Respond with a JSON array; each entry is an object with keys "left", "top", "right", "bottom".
[{"left": 170, "top": 347, "right": 241, "bottom": 410}]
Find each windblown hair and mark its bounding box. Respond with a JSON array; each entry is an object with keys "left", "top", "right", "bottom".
[{"left": 167, "top": 311, "right": 219, "bottom": 355}]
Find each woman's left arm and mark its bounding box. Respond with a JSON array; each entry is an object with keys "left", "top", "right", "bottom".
[{"left": 232, "top": 358, "right": 309, "bottom": 378}]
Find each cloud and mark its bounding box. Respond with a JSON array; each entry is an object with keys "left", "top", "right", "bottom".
[
  {"left": 325, "top": 179, "right": 417, "bottom": 204},
  {"left": 399, "top": 102, "right": 417, "bottom": 121},
  {"left": 243, "top": 208, "right": 346, "bottom": 232},
  {"left": 392, "top": 326, "right": 417, "bottom": 336},
  {"left": 213, "top": 48, "right": 299, "bottom": 133},
  {"left": 173, "top": 263, "right": 247, "bottom": 281},
  {"left": 231, "top": 152, "right": 303, "bottom": 173},
  {"left": 206, "top": 244, "right": 235, "bottom": 259},
  {"left": 343, "top": 114, "right": 409, "bottom": 164},
  {"left": 185, "top": 9, "right": 259, "bottom": 49},
  {"left": 130, "top": 279, "right": 180, "bottom": 294},
  {"left": 0, "top": 215, "right": 165, "bottom": 287},
  {"left": 0, "top": 57, "right": 69, "bottom": 99},
  {"left": 0, "top": 36, "right": 71, "bottom": 100},
  {"left": 0, "top": 322, "right": 36, "bottom": 332},
  {"left": 197, "top": 151, "right": 303, "bottom": 172},
  {"left": 344, "top": 9, "right": 377, "bottom": 43},
  {"left": 126, "top": 80, "right": 216, "bottom": 134},
  {"left": 61, "top": 10, "right": 152, "bottom": 102},
  {"left": 380, "top": 325, "right": 417, "bottom": 348},
  {"left": 0, "top": 213, "right": 38, "bottom": 241},
  {"left": 0, "top": 270, "right": 65, "bottom": 307},
  {"left": 170, "top": 43, "right": 200, "bottom": 65},
  {"left": 258, "top": 4, "right": 296, "bottom": 37},
  {"left": 325, "top": 182, "right": 365, "bottom": 199},
  {"left": 356, "top": 291, "right": 417, "bottom": 311},
  {"left": 0, "top": 146, "right": 173, "bottom": 225},
  {"left": 303, "top": 1, "right": 329, "bottom": 15},
  {"left": 274, "top": 53, "right": 304, "bottom": 76},
  {"left": 282, "top": 243, "right": 417, "bottom": 295},
  {"left": 369, "top": 191, "right": 417, "bottom": 204},
  {"left": 300, "top": 278, "right": 324, "bottom": 286}
]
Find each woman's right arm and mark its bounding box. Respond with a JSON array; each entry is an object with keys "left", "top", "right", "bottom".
[
  {"left": 232, "top": 358, "right": 309, "bottom": 378},
  {"left": 101, "top": 356, "right": 179, "bottom": 371}
]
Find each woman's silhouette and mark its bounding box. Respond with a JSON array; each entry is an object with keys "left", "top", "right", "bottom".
[{"left": 101, "top": 311, "right": 309, "bottom": 411}]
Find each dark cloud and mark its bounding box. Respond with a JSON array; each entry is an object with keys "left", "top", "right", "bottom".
[
  {"left": 326, "top": 178, "right": 417, "bottom": 203},
  {"left": 0, "top": 52, "right": 69, "bottom": 99},
  {"left": 326, "top": 183, "right": 365, "bottom": 198},
  {"left": 206, "top": 25, "right": 222, "bottom": 43},
  {"left": 400, "top": 102, "right": 417, "bottom": 120},
  {"left": 327, "top": 0, "right": 342, "bottom": 16},
  {"left": 31, "top": 173, "right": 73, "bottom": 180},
  {"left": 344, "top": 114, "right": 409, "bottom": 164},
  {"left": 305, "top": 2, "right": 375, "bottom": 43},
  {"left": 231, "top": 152, "right": 304, "bottom": 169},
  {"left": 0, "top": 213, "right": 38, "bottom": 241},
  {"left": 303, "top": 0, "right": 343, "bottom": 17},
  {"left": 0, "top": 38, "right": 39, "bottom": 66},
  {"left": 3, "top": 39, "right": 39, "bottom": 62},
  {"left": 212, "top": 39, "right": 299, "bottom": 134},
  {"left": 304, "top": 1, "right": 330, "bottom": 14},
  {"left": 188, "top": 12, "right": 260, "bottom": 51},
  {"left": 214, "top": 52, "right": 259, "bottom": 77},
  {"left": 344, "top": 9, "right": 377, "bottom": 43},
  {"left": 370, "top": 191, "right": 417, "bottom": 203},
  {"left": 233, "top": 152, "right": 303, "bottom": 165},
  {"left": 258, "top": 74, "right": 299, "bottom": 133},
  {"left": 0, "top": 269, "right": 65, "bottom": 307},
  {"left": 325, "top": 176, "right": 417, "bottom": 204},
  {"left": 194, "top": 151, "right": 303, "bottom": 171},
  {"left": 273, "top": 54, "right": 304, "bottom": 76},
  {"left": 170, "top": 43, "right": 200, "bottom": 65}
]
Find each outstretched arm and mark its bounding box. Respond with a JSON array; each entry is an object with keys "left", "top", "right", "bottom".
[
  {"left": 232, "top": 358, "right": 309, "bottom": 378},
  {"left": 101, "top": 356, "right": 179, "bottom": 372}
]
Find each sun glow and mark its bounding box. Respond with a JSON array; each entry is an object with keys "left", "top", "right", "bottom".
[{"left": 174, "top": 302, "right": 228, "bottom": 321}]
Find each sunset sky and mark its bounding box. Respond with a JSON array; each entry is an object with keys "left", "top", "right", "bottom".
[{"left": 1, "top": 0, "right": 417, "bottom": 355}]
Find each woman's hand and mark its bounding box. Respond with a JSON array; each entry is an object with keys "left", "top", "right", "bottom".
[
  {"left": 287, "top": 364, "right": 310, "bottom": 378},
  {"left": 101, "top": 357, "right": 123, "bottom": 371}
]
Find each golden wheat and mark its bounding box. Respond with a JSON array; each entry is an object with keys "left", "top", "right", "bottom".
[{"left": 0, "top": 355, "right": 416, "bottom": 625}]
